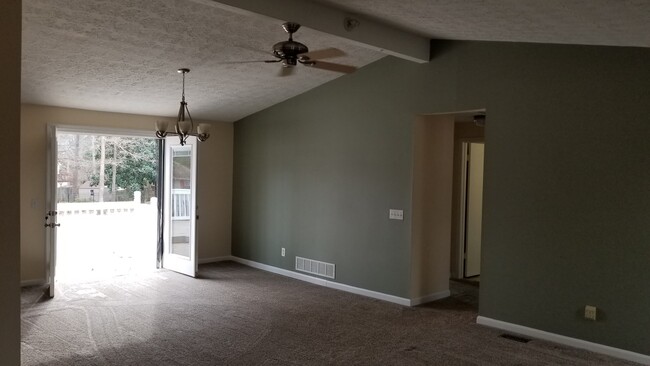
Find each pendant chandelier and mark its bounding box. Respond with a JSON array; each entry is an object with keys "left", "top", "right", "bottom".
[{"left": 155, "top": 68, "right": 210, "bottom": 146}]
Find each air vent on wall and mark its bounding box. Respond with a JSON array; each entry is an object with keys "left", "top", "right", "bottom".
[{"left": 295, "top": 256, "right": 335, "bottom": 279}]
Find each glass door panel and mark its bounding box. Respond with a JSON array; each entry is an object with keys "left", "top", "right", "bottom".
[{"left": 162, "top": 136, "right": 197, "bottom": 277}]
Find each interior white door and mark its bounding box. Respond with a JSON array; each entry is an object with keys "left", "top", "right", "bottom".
[
  {"left": 162, "top": 136, "right": 198, "bottom": 277},
  {"left": 465, "top": 142, "right": 484, "bottom": 278},
  {"left": 45, "top": 125, "right": 60, "bottom": 297}
]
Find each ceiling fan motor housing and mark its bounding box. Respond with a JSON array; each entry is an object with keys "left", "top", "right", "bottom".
[{"left": 272, "top": 40, "right": 309, "bottom": 65}]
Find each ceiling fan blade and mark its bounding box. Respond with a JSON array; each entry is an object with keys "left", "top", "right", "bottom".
[
  {"left": 218, "top": 60, "right": 278, "bottom": 64},
  {"left": 301, "top": 48, "right": 346, "bottom": 60},
  {"left": 278, "top": 66, "right": 295, "bottom": 77},
  {"left": 308, "top": 61, "right": 357, "bottom": 74}
]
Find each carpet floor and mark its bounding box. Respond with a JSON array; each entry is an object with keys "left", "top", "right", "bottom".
[{"left": 21, "top": 261, "right": 638, "bottom": 365}]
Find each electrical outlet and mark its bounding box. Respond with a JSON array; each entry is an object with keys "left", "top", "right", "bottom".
[
  {"left": 281, "top": 248, "right": 285, "bottom": 257},
  {"left": 389, "top": 209, "right": 404, "bottom": 220},
  {"left": 584, "top": 305, "right": 597, "bottom": 321}
]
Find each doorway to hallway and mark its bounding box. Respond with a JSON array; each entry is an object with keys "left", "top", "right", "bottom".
[{"left": 410, "top": 110, "right": 485, "bottom": 305}]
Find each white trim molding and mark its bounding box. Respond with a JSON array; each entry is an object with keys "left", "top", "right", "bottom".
[
  {"left": 230, "top": 256, "right": 414, "bottom": 306},
  {"left": 21, "top": 279, "right": 46, "bottom": 287},
  {"left": 477, "top": 316, "right": 650, "bottom": 365},
  {"left": 198, "top": 256, "right": 234, "bottom": 264}
]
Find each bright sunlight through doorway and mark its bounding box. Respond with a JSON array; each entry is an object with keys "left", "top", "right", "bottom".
[{"left": 55, "top": 132, "right": 159, "bottom": 283}]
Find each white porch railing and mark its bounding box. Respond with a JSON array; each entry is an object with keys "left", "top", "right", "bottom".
[
  {"left": 57, "top": 190, "right": 190, "bottom": 219},
  {"left": 172, "top": 189, "right": 191, "bottom": 220},
  {"left": 55, "top": 196, "right": 158, "bottom": 281},
  {"left": 57, "top": 201, "right": 144, "bottom": 216}
]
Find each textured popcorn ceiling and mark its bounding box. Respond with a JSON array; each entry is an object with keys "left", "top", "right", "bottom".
[
  {"left": 22, "top": 0, "right": 384, "bottom": 122},
  {"left": 315, "top": 0, "right": 650, "bottom": 47},
  {"left": 23, "top": 1, "right": 650, "bottom": 122}
]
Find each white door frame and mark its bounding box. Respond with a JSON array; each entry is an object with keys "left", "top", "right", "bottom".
[
  {"left": 45, "top": 125, "right": 58, "bottom": 297},
  {"left": 464, "top": 142, "right": 485, "bottom": 277},
  {"left": 162, "top": 136, "right": 198, "bottom": 277},
  {"left": 458, "top": 141, "right": 469, "bottom": 280},
  {"left": 457, "top": 139, "right": 485, "bottom": 279}
]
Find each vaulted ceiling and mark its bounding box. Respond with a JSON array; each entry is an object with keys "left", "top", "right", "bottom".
[{"left": 22, "top": 0, "right": 650, "bottom": 122}]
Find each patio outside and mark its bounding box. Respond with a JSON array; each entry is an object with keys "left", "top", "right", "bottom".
[
  {"left": 55, "top": 195, "right": 158, "bottom": 282},
  {"left": 55, "top": 133, "right": 159, "bottom": 283}
]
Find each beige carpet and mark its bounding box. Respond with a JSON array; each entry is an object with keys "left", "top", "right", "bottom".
[{"left": 21, "top": 262, "right": 638, "bottom": 365}]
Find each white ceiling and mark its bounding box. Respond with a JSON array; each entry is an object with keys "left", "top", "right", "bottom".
[{"left": 22, "top": 0, "right": 650, "bottom": 122}]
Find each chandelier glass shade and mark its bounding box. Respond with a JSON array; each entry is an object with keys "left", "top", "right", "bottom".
[{"left": 155, "top": 68, "right": 210, "bottom": 146}]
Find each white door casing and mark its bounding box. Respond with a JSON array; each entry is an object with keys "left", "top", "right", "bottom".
[
  {"left": 162, "top": 136, "right": 198, "bottom": 277},
  {"left": 465, "top": 142, "right": 484, "bottom": 277},
  {"left": 45, "top": 125, "right": 59, "bottom": 297}
]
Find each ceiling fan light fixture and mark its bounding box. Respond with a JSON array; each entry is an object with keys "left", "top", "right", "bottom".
[
  {"left": 282, "top": 58, "right": 297, "bottom": 67},
  {"left": 155, "top": 68, "right": 210, "bottom": 145}
]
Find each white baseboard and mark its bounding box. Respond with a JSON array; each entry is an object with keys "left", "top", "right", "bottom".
[
  {"left": 231, "top": 256, "right": 327, "bottom": 286},
  {"left": 410, "top": 290, "right": 451, "bottom": 306},
  {"left": 198, "top": 256, "right": 234, "bottom": 264},
  {"left": 230, "top": 256, "right": 412, "bottom": 306},
  {"left": 326, "top": 280, "right": 412, "bottom": 306},
  {"left": 477, "top": 316, "right": 650, "bottom": 365},
  {"left": 21, "top": 279, "right": 46, "bottom": 287}
]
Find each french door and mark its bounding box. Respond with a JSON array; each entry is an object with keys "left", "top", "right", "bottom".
[
  {"left": 44, "top": 126, "right": 198, "bottom": 299},
  {"left": 162, "top": 136, "right": 198, "bottom": 277},
  {"left": 45, "top": 125, "right": 59, "bottom": 297}
]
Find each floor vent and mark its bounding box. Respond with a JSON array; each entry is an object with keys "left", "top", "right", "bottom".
[
  {"left": 295, "top": 257, "right": 335, "bottom": 279},
  {"left": 500, "top": 334, "right": 531, "bottom": 343}
]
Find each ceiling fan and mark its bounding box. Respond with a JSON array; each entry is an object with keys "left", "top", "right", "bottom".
[{"left": 261, "top": 22, "right": 357, "bottom": 76}]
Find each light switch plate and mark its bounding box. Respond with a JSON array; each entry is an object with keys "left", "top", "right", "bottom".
[{"left": 389, "top": 209, "right": 404, "bottom": 220}]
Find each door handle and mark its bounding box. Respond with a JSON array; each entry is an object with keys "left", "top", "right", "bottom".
[{"left": 45, "top": 211, "right": 59, "bottom": 228}]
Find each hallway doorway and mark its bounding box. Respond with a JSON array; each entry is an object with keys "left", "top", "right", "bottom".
[{"left": 411, "top": 110, "right": 485, "bottom": 304}]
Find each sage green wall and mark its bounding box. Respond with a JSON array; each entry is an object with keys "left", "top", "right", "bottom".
[
  {"left": 461, "top": 42, "right": 650, "bottom": 355},
  {"left": 233, "top": 41, "right": 650, "bottom": 354},
  {"left": 0, "top": 0, "right": 22, "bottom": 364},
  {"left": 234, "top": 51, "right": 458, "bottom": 297}
]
